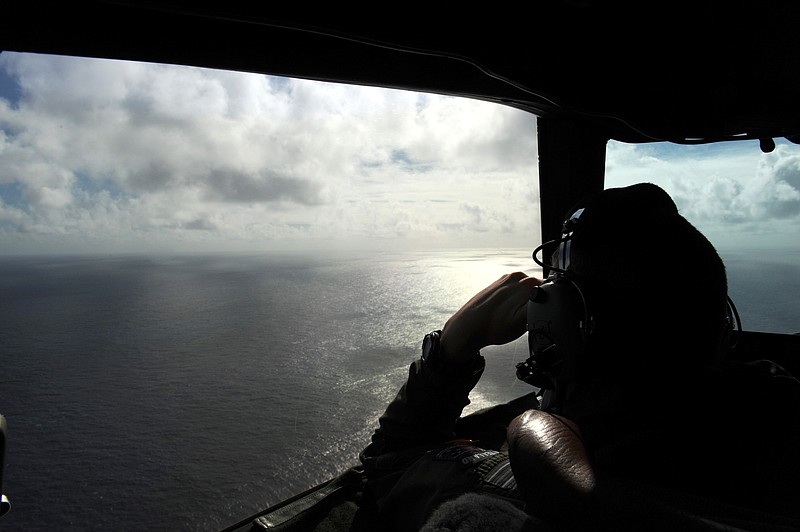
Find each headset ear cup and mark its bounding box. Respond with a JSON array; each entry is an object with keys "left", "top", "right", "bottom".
[
  {"left": 526, "top": 277, "right": 592, "bottom": 385},
  {"left": 524, "top": 204, "right": 592, "bottom": 390}
]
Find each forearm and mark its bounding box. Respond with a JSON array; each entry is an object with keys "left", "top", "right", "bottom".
[{"left": 361, "top": 271, "right": 537, "bottom": 463}]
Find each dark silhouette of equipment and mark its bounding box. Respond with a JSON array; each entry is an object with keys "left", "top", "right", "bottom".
[{"left": 1, "top": 414, "right": 10, "bottom": 518}]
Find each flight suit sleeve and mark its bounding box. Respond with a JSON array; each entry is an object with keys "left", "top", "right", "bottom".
[{"left": 360, "top": 354, "right": 485, "bottom": 460}]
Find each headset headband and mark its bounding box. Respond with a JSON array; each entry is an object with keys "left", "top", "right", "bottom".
[
  {"left": 557, "top": 207, "right": 584, "bottom": 271},
  {"left": 531, "top": 205, "right": 586, "bottom": 275}
]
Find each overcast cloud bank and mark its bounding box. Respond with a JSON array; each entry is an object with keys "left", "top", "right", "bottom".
[
  {"left": 0, "top": 53, "right": 539, "bottom": 254},
  {"left": 606, "top": 140, "right": 800, "bottom": 249},
  {"left": 1, "top": 52, "right": 799, "bottom": 255}
]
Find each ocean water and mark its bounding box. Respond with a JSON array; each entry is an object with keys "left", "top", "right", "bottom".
[
  {"left": 719, "top": 248, "right": 800, "bottom": 335},
  {"left": 0, "top": 248, "right": 796, "bottom": 531},
  {"left": 0, "top": 250, "right": 537, "bottom": 531}
]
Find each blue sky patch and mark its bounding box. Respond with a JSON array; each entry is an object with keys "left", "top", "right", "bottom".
[
  {"left": 0, "top": 182, "right": 27, "bottom": 210},
  {"left": 0, "top": 60, "right": 23, "bottom": 108}
]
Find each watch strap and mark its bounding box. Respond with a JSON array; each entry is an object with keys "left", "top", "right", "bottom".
[{"left": 422, "top": 330, "right": 482, "bottom": 375}]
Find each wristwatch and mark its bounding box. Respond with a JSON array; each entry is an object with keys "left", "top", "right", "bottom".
[
  {"left": 421, "top": 330, "right": 482, "bottom": 374},
  {"left": 421, "top": 330, "right": 445, "bottom": 370}
]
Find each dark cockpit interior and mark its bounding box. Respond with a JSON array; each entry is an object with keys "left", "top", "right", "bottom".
[{"left": 2, "top": 2, "right": 800, "bottom": 531}]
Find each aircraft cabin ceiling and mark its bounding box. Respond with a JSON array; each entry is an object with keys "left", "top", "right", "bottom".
[{"left": 2, "top": 0, "right": 800, "bottom": 145}]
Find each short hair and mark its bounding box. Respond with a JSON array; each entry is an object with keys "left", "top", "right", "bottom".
[{"left": 565, "top": 183, "right": 729, "bottom": 380}]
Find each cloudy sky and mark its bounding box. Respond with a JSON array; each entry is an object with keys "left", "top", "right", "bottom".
[{"left": 1, "top": 51, "right": 799, "bottom": 255}]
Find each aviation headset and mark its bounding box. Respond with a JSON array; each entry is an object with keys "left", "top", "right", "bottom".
[
  {"left": 516, "top": 207, "right": 592, "bottom": 391},
  {"left": 516, "top": 201, "right": 741, "bottom": 393}
]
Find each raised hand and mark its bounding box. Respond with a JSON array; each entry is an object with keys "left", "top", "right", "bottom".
[{"left": 440, "top": 272, "right": 542, "bottom": 364}]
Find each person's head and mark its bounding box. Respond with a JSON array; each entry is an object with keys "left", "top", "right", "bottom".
[{"left": 552, "top": 183, "right": 731, "bottom": 386}]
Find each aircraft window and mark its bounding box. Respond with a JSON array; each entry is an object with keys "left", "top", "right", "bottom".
[
  {"left": 0, "top": 52, "right": 539, "bottom": 530},
  {"left": 605, "top": 139, "right": 800, "bottom": 334}
]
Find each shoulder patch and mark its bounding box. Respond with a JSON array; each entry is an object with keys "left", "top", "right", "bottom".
[{"left": 433, "top": 445, "right": 500, "bottom": 466}]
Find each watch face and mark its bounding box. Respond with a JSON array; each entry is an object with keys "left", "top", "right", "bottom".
[{"left": 422, "top": 331, "right": 440, "bottom": 362}]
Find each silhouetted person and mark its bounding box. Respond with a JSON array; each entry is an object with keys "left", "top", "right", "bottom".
[{"left": 360, "top": 184, "right": 800, "bottom": 531}]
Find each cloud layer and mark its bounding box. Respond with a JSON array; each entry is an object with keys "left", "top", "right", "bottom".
[
  {"left": 0, "top": 53, "right": 539, "bottom": 254},
  {"left": 605, "top": 140, "right": 800, "bottom": 249},
  {"left": 3, "top": 52, "right": 799, "bottom": 255}
]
